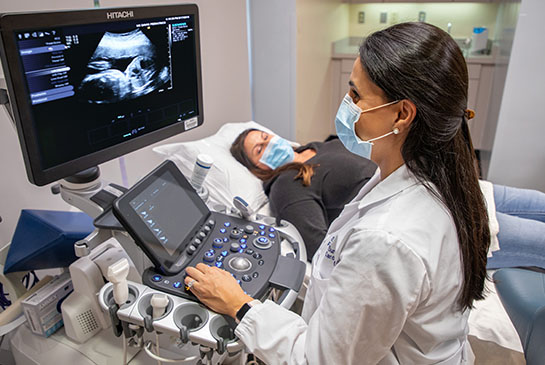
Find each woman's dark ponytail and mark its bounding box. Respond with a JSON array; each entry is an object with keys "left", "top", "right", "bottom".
[{"left": 361, "top": 22, "right": 490, "bottom": 310}]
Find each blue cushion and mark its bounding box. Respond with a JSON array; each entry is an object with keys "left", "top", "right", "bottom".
[
  {"left": 493, "top": 268, "right": 545, "bottom": 365},
  {"left": 4, "top": 210, "right": 94, "bottom": 273}
]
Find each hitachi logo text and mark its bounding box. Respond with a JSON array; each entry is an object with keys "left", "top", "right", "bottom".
[{"left": 106, "top": 11, "right": 134, "bottom": 19}]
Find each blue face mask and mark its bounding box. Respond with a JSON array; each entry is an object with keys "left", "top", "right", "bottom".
[
  {"left": 335, "top": 93, "right": 399, "bottom": 160},
  {"left": 259, "top": 135, "right": 295, "bottom": 169}
]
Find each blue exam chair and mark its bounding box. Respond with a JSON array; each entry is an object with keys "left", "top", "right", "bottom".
[{"left": 493, "top": 268, "right": 545, "bottom": 365}]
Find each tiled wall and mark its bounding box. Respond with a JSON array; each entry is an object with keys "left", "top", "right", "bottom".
[{"left": 349, "top": 3, "right": 500, "bottom": 41}]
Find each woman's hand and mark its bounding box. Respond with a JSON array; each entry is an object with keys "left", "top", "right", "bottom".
[{"left": 184, "top": 263, "right": 254, "bottom": 319}]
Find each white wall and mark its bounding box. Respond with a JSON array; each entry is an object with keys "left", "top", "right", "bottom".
[
  {"left": 487, "top": 0, "right": 545, "bottom": 191},
  {"left": 248, "top": 0, "right": 296, "bottom": 140},
  {"left": 0, "top": 0, "right": 252, "bottom": 245},
  {"left": 296, "top": 0, "right": 349, "bottom": 143}
]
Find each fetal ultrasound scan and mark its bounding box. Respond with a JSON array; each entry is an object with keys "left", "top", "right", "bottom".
[{"left": 78, "top": 29, "right": 170, "bottom": 104}]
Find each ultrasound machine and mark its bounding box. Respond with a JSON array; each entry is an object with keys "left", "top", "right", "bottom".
[{"left": 0, "top": 4, "right": 306, "bottom": 364}]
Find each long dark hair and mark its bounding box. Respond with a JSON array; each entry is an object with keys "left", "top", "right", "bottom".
[
  {"left": 360, "top": 22, "right": 489, "bottom": 310},
  {"left": 230, "top": 129, "right": 316, "bottom": 186}
]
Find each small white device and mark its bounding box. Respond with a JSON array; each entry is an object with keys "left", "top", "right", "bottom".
[
  {"left": 107, "top": 258, "right": 130, "bottom": 305},
  {"left": 233, "top": 196, "right": 255, "bottom": 220},
  {"left": 61, "top": 237, "right": 139, "bottom": 343},
  {"left": 150, "top": 293, "right": 169, "bottom": 319},
  {"left": 190, "top": 153, "right": 213, "bottom": 192}
]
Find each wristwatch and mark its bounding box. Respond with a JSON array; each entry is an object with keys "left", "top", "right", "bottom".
[{"left": 235, "top": 299, "right": 261, "bottom": 324}]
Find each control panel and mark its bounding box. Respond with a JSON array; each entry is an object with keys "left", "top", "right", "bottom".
[{"left": 142, "top": 211, "right": 281, "bottom": 301}]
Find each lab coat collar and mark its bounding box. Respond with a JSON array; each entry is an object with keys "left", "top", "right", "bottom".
[{"left": 357, "top": 164, "right": 419, "bottom": 210}]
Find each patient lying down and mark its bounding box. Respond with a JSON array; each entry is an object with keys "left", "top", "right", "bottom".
[{"left": 230, "top": 129, "right": 377, "bottom": 259}]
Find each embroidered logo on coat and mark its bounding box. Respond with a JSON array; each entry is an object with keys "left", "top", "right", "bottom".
[{"left": 324, "top": 236, "right": 339, "bottom": 266}]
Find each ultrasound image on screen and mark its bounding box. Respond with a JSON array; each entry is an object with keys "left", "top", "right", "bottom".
[
  {"left": 79, "top": 29, "right": 170, "bottom": 104},
  {"left": 15, "top": 15, "right": 199, "bottom": 172}
]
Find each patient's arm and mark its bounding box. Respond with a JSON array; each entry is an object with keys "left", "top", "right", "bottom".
[{"left": 275, "top": 199, "right": 328, "bottom": 260}]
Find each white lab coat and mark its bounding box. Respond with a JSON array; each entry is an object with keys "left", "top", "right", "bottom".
[{"left": 235, "top": 165, "right": 473, "bottom": 364}]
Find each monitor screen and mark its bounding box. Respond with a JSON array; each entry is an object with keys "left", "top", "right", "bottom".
[
  {"left": 0, "top": 5, "right": 203, "bottom": 185},
  {"left": 128, "top": 169, "right": 206, "bottom": 257}
]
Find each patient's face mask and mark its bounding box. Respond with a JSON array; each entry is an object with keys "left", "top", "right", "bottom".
[
  {"left": 335, "top": 93, "right": 399, "bottom": 160},
  {"left": 259, "top": 135, "right": 295, "bottom": 170}
]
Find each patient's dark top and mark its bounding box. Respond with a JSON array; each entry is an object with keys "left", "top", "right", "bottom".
[{"left": 263, "top": 138, "right": 377, "bottom": 259}]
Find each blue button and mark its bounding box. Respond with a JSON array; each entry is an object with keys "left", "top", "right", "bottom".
[
  {"left": 205, "top": 251, "right": 214, "bottom": 257},
  {"left": 259, "top": 225, "right": 265, "bottom": 230},
  {"left": 152, "top": 275, "right": 162, "bottom": 282},
  {"left": 240, "top": 243, "right": 247, "bottom": 249},
  {"left": 213, "top": 242, "right": 223, "bottom": 249},
  {"left": 239, "top": 249, "right": 244, "bottom": 253},
  {"left": 258, "top": 237, "right": 268, "bottom": 243},
  {"left": 221, "top": 250, "right": 229, "bottom": 257},
  {"left": 239, "top": 238, "right": 247, "bottom": 244},
  {"left": 215, "top": 261, "right": 223, "bottom": 268},
  {"left": 173, "top": 281, "right": 182, "bottom": 288},
  {"left": 223, "top": 237, "right": 229, "bottom": 243},
  {"left": 260, "top": 231, "right": 265, "bottom": 236},
  {"left": 220, "top": 228, "right": 226, "bottom": 234},
  {"left": 268, "top": 233, "right": 276, "bottom": 238},
  {"left": 269, "top": 227, "right": 275, "bottom": 232},
  {"left": 224, "top": 222, "right": 231, "bottom": 227}
]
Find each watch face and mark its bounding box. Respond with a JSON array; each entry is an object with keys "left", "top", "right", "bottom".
[{"left": 236, "top": 302, "right": 252, "bottom": 321}]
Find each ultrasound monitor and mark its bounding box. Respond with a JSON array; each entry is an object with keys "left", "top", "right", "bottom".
[{"left": 0, "top": 5, "right": 202, "bottom": 185}]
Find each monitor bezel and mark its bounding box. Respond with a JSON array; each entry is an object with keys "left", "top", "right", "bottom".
[{"left": 0, "top": 4, "right": 203, "bottom": 186}]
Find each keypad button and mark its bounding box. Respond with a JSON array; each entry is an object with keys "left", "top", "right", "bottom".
[
  {"left": 268, "top": 233, "right": 276, "bottom": 239},
  {"left": 253, "top": 253, "right": 262, "bottom": 260},
  {"left": 230, "top": 243, "right": 240, "bottom": 252},
  {"left": 259, "top": 231, "right": 265, "bottom": 236},
  {"left": 203, "top": 225, "right": 212, "bottom": 233},
  {"left": 220, "top": 228, "right": 226, "bottom": 234},
  {"left": 223, "top": 237, "right": 229, "bottom": 243},
  {"left": 203, "top": 251, "right": 215, "bottom": 262},
  {"left": 186, "top": 245, "right": 197, "bottom": 255},
  {"left": 198, "top": 232, "right": 206, "bottom": 239},
  {"left": 242, "top": 274, "right": 252, "bottom": 282},
  {"left": 230, "top": 229, "right": 242, "bottom": 239},
  {"left": 258, "top": 225, "right": 265, "bottom": 230},
  {"left": 269, "top": 227, "right": 275, "bottom": 232},
  {"left": 223, "top": 222, "right": 231, "bottom": 227},
  {"left": 252, "top": 272, "right": 259, "bottom": 278},
  {"left": 216, "top": 255, "right": 224, "bottom": 262},
  {"left": 246, "top": 249, "right": 255, "bottom": 255},
  {"left": 258, "top": 260, "right": 264, "bottom": 266},
  {"left": 239, "top": 238, "right": 247, "bottom": 244},
  {"left": 173, "top": 281, "right": 182, "bottom": 288},
  {"left": 152, "top": 275, "right": 162, "bottom": 282},
  {"left": 215, "top": 261, "right": 223, "bottom": 268},
  {"left": 193, "top": 238, "right": 202, "bottom": 246},
  {"left": 253, "top": 236, "right": 271, "bottom": 249},
  {"left": 213, "top": 238, "right": 224, "bottom": 249},
  {"left": 221, "top": 250, "right": 229, "bottom": 257},
  {"left": 208, "top": 219, "right": 215, "bottom": 226},
  {"left": 244, "top": 225, "right": 254, "bottom": 234},
  {"left": 240, "top": 243, "right": 247, "bottom": 249}
]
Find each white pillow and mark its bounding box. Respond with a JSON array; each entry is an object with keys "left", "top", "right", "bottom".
[{"left": 153, "top": 121, "right": 275, "bottom": 211}]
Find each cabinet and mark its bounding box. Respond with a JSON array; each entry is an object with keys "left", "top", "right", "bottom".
[{"left": 331, "top": 54, "right": 499, "bottom": 150}]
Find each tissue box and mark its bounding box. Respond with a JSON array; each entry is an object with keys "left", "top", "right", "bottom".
[{"left": 22, "top": 272, "right": 73, "bottom": 337}]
